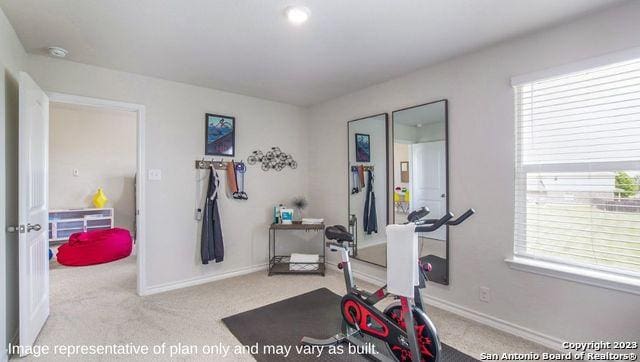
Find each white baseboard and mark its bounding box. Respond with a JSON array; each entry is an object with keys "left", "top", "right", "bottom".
[
  {"left": 352, "top": 269, "right": 386, "bottom": 286},
  {"left": 140, "top": 263, "right": 268, "bottom": 296},
  {"left": 424, "top": 294, "right": 564, "bottom": 352},
  {"left": 358, "top": 239, "right": 388, "bottom": 248},
  {"left": 333, "top": 262, "right": 564, "bottom": 352},
  {"left": 326, "top": 261, "right": 387, "bottom": 286}
]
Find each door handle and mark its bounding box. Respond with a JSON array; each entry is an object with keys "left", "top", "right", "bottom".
[
  {"left": 441, "top": 194, "right": 446, "bottom": 198},
  {"left": 27, "top": 223, "right": 42, "bottom": 232}
]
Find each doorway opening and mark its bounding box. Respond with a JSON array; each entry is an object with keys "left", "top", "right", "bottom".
[
  {"left": 47, "top": 93, "right": 146, "bottom": 295},
  {"left": 13, "top": 75, "right": 148, "bottom": 356}
]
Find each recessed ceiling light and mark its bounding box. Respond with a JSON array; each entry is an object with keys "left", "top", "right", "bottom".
[
  {"left": 417, "top": 124, "right": 423, "bottom": 128},
  {"left": 48, "top": 46, "right": 69, "bottom": 58},
  {"left": 285, "top": 6, "right": 310, "bottom": 25}
]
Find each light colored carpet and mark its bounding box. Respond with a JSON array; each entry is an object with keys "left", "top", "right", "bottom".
[{"left": 15, "top": 255, "right": 551, "bottom": 361}]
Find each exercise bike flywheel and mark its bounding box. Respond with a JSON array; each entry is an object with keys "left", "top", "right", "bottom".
[{"left": 384, "top": 303, "right": 440, "bottom": 362}]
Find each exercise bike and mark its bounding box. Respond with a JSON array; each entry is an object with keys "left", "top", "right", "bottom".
[{"left": 301, "top": 207, "right": 475, "bottom": 362}]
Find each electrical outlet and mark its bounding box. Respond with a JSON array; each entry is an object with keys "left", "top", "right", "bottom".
[
  {"left": 479, "top": 287, "right": 491, "bottom": 303},
  {"left": 73, "top": 168, "right": 79, "bottom": 177}
]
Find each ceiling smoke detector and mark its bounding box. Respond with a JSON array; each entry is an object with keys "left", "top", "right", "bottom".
[
  {"left": 285, "top": 6, "right": 310, "bottom": 25},
  {"left": 48, "top": 46, "right": 68, "bottom": 58}
]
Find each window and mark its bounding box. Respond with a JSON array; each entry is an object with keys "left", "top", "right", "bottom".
[{"left": 513, "top": 55, "right": 640, "bottom": 278}]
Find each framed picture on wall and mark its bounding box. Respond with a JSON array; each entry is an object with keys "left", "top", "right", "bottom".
[
  {"left": 355, "top": 133, "right": 370, "bottom": 162},
  {"left": 400, "top": 161, "right": 409, "bottom": 182},
  {"left": 205, "top": 113, "right": 235, "bottom": 156}
]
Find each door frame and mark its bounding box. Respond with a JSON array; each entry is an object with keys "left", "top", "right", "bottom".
[
  {"left": 47, "top": 92, "right": 147, "bottom": 295},
  {"left": 1, "top": 78, "right": 9, "bottom": 360}
]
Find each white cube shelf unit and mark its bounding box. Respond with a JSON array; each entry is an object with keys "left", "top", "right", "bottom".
[{"left": 48, "top": 208, "right": 114, "bottom": 243}]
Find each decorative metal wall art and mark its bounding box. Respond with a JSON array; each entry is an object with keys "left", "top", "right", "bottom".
[{"left": 247, "top": 147, "right": 297, "bottom": 171}]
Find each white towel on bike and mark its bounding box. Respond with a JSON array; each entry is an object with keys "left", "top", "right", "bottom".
[{"left": 386, "top": 223, "right": 419, "bottom": 298}]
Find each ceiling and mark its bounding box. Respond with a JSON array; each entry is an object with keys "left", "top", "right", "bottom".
[{"left": 0, "top": 0, "right": 626, "bottom": 106}]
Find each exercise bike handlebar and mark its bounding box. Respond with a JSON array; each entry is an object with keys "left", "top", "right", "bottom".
[
  {"left": 414, "top": 212, "right": 453, "bottom": 233},
  {"left": 324, "top": 209, "right": 474, "bottom": 248},
  {"left": 414, "top": 209, "right": 475, "bottom": 226},
  {"left": 447, "top": 208, "right": 475, "bottom": 225},
  {"left": 406, "top": 206, "right": 430, "bottom": 223}
]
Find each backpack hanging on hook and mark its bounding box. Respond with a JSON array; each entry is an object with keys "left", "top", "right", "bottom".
[{"left": 235, "top": 161, "right": 248, "bottom": 200}]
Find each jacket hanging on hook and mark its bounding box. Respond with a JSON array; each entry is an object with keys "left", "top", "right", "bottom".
[
  {"left": 201, "top": 167, "right": 224, "bottom": 264},
  {"left": 363, "top": 169, "right": 378, "bottom": 234}
]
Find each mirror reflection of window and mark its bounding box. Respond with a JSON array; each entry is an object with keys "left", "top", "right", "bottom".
[{"left": 393, "top": 100, "right": 449, "bottom": 284}]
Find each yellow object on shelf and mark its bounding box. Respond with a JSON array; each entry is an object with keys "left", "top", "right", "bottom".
[
  {"left": 92, "top": 188, "right": 108, "bottom": 208},
  {"left": 394, "top": 189, "right": 410, "bottom": 202}
]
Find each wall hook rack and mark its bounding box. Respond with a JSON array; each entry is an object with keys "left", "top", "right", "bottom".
[
  {"left": 351, "top": 165, "right": 374, "bottom": 172},
  {"left": 195, "top": 158, "right": 236, "bottom": 170}
]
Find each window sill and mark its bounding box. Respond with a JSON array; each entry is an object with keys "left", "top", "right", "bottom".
[{"left": 505, "top": 256, "right": 640, "bottom": 296}]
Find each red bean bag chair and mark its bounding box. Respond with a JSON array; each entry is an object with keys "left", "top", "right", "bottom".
[{"left": 57, "top": 228, "right": 132, "bottom": 266}]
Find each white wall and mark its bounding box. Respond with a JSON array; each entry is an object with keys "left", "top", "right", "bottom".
[
  {"left": 50, "top": 103, "right": 137, "bottom": 232},
  {"left": 27, "top": 54, "right": 310, "bottom": 292},
  {"left": 307, "top": 0, "right": 640, "bottom": 347},
  {"left": 0, "top": 6, "right": 26, "bottom": 360}
]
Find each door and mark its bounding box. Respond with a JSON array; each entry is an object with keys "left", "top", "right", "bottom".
[
  {"left": 410, "top": 141, "right": 446, "bottom": 240},
  {"left": 18, "top": 72, "right": 49, "bottom": 353}
]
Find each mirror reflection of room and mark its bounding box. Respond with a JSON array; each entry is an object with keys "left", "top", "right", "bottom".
[
  {"left": 393, "top": 100, "right": 449, "bottom": 283},
  {"left": 347, "top": 114, "right": 388, "bottom": 266}
]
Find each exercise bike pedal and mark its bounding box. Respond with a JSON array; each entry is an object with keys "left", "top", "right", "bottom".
[{"left": 300, "top": 334, "right": 347, "bottom": 346}]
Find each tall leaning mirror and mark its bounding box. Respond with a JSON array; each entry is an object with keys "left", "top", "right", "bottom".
[
  {"left": 347, "top": 113, "right": 389, "bottom": 267},
  {"left": 393, "top": 100, "right": 449, "bottom": 284}
]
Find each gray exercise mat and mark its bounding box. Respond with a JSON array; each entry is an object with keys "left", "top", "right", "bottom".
[{"left": 222, "top": 288, "right": 477, "bottom": 361}]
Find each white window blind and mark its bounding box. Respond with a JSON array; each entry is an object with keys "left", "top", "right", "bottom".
[{"left": 514, "top": 57, "right": 640, "bottom": 277}]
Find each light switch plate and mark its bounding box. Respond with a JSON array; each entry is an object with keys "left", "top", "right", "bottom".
[
  {"left": 148, "top": 169, "right": 162, "bottom": 181},
  {"left": 73, "top": 169, "right": 79, "bottom": 177}
]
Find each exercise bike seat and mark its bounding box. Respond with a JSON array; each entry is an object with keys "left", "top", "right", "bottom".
[{"left": 325, "top": 225, "right": 353, "bottom": 243}]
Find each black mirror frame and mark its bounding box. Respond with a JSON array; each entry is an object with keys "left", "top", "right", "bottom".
[
  {"left": 391, "top": 99, "right": 449, "bottom": 285},
  {"left": 347, "top": 113, "right": 390, "bottom": 268}
]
